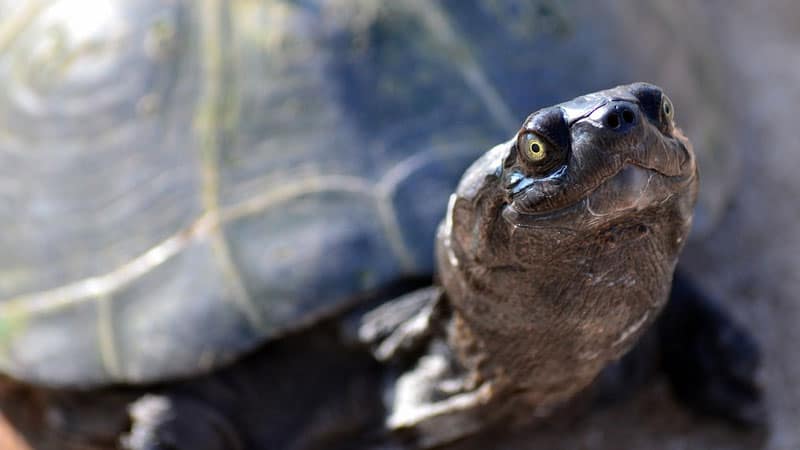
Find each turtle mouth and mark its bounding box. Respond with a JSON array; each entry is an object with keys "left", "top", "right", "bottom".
[
  {"left": 584, "top": 163, "right": 688, "bottom": 217},
  {"left": 582, "top": 127, "right": 698, "bottom": 217},
  {"left": 502, "top": 162, "right": 696, "bottom": 227}
]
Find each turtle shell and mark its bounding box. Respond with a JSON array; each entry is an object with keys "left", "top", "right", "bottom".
[{"left": 0, "top": 0, "right": 736, "bottom": 387}]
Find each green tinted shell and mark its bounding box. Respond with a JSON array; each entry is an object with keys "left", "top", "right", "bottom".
[{"left": 0, "top": 0, "right": 735, "bottom": 387}]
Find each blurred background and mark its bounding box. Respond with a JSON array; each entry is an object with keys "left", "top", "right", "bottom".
[{"left": 0, "top": 0, "right": 797, "bottom": 449}]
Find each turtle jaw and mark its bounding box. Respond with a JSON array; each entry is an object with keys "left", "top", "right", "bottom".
[
  {"left": 502, "top": 164, "right": 696, "bottom": 229},
  {"left": 584, "top": 163, "right": 694, "bottom": 217},
  {"left": 580, "top": 125, "right": 697, "bottom": 222}
]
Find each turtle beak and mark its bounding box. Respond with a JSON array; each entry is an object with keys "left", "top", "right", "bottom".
[{"left": 585, "top": 99, "right": 695, "bottom": 179}]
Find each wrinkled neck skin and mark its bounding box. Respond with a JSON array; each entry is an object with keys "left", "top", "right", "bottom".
[{"left": 436, "top": 107, "right": 697, "bottom": 408}]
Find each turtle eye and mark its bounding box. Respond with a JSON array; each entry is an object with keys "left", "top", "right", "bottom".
[
  {"left": 520, "top": 133, "right": 548, "bottom": 162},
  {"left": 661, "top": 95, "right": 674, "bottom": 121},
  {"left": 516, "top": 131, "right": 566, "bottom": 176}
]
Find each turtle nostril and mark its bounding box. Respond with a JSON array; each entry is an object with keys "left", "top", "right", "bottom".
[
  {"left": 622, "top": 108, "right": 636, "bottom": 124},
  {"left": 605, "top": 113, "right": 621, "bottom": 129},
  {"left": 593, "top": 102, "right": 639, "bottom": 132}
]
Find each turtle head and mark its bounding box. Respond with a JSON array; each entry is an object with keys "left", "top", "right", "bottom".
[
  {"left": 443, "top": 82, "right": 697, "bottom": 269},
  {"left": 503, "top": 82, "right": 697, "bottom": 229},
  {"left": 438, "top": 83, "right": 699, "bottom": 401}
]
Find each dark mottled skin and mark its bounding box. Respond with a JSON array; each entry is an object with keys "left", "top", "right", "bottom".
[{"left": 440, "top": 83, "right": 696, "bottom": 408}]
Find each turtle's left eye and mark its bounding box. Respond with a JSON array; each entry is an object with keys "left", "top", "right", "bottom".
[
  {"left": 521, "top": 133, "right": 548, "bottom": 162},
  {"left": 661, "top": 95, "right": 674, "bottom": 122},
  {"left": 516, "top": 131, "right": 566, "bottom": 176}
]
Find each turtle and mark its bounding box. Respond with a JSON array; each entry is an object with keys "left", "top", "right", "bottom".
[
  {"left": 0, "top": 1, "right": 761, "bottom": 449},
  {"left": 128, "top": 83, "right": 764, "bottom": 450}
]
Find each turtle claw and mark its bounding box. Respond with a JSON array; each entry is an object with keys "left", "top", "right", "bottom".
[
  {"left": 659, "top": 273, "right": 766, "bottom": 429},
  {"left": 123, "top": 394, "right": 243, "bottom": 450}
]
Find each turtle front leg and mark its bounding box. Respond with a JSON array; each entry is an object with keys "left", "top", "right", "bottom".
[
  {"left": 123, "top": 394, "right": 242, "bottom": 450},
  {"left": 658, "top": 271, "right": 766, "bottom": 427},
  {"left": 380, "top": 340, "right": 504, "bottom": 448},
  {"left": 359, "top": 287, "right": 508, "bottom": 448}
]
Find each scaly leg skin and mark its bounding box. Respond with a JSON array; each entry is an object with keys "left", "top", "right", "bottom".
[
  {"left": 359, "top": 287, "right": 515, "bottom": 449},
  {"left": 124, "top": 395, "right": 242, "bottom": 450},
  {"left": 658, "top": 271, "right": 766, "bottom": 428}
]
